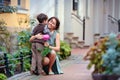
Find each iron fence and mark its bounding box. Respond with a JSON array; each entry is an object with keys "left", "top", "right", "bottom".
[{"left": 0, "top": 52, "right": 32, "bottom": 77}]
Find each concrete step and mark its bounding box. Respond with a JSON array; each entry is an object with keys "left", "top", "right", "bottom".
[
  {"left": 64, "top": 37, "right": 71, "bottom": 44},
  {"left": 64, "top": 32, "right": 87, "bottom": 49},
  {"left": 77, "top": 41, "right": 85, "bottom": 48},
  {"left": 94, "top": 33, "right": 100, "bottom": 42},
  {"left": 66, "top": 32, "right": 74, "bottom": 39},
  {"left": 70, "top": 42, "right": 77, "bottom": 49}
]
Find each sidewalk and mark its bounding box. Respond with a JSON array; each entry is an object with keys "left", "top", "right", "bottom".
[{"left": 8, "top": 48, "right": 94, "bottom": 80}]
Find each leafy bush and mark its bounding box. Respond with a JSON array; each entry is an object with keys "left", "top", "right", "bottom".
[
  {"left": 17, "top": 30, "right": 31, "bottom": 71},
  {"left": 0, "top": 19, "right": 11, "bottom": 53},
  {"left": 58, "top": 41, "right": 71, "bottom": 60},
  {"left": 0, "top": 6, "right": 17, "bottom": 13},
  {"left": 0, "top": 73, "right": 7, "bottom": 80},
  {"left": 84, "top": 33, "right": 120, "bottom": 75},
  {"left": 84, "top": 37, "right": 108, "bottom": 73},
  {"left": 0, "top": 30, "right": 31, "bottom": 76},
  {"left": 17, "top": 30, "right": 31, "bottom": 55},
  {"left": 102, "top": 33, "right": 120, "bottom": 75}
]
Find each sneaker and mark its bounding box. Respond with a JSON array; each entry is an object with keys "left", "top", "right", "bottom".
[{"left": 49, "top": 71, "right": 54, "bottom": 75}]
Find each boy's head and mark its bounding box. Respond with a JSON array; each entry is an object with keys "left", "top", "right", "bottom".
[{"left": 37, "top": 13, "right": 48, "bottom": 24}]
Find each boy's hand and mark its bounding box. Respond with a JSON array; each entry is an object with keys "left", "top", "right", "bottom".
[{"left": 35, "top": 33, "right": 43, "bottom": 39}]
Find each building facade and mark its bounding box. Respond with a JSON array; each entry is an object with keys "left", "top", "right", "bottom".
[
  {"left": 0, "top": 0, "right": 30, "bottom": 32},
  {"left": 30, "top": 0, "right": 120, "bottom": 46}
]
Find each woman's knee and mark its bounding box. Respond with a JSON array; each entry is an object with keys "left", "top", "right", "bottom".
[
  {"left": 42, "top": 57, "right": 50, "bottom": 66},
  {"left": 50, "top": 50, "right": 56, "bottom": 57}
]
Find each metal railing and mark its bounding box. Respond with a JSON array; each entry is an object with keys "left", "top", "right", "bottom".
[
  {"left": 71, "top": 13, "right": 86, "bottom": 40},
  {"left": 83, "top": 17, "right": 85, "bottom": 40},
  {"left": 108, "top": 15, "right": 120, "bottom": 32},
  {"left": 0, "top": 52, "right": 32, "bottom": 77}
]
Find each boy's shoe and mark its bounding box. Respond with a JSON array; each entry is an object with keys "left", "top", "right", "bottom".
[
  {"left": 36, "top": 70, "right": 46, "bottom": 76},
  {"left": 30, "top": 70, "right": 36, "bottom": 75},
  {"left": 40, "top": 71, "right": 46, "bottom": 76}
]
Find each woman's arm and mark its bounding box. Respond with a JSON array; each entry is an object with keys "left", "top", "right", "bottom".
[{"left": 49, "top": 33, "right": 60, "bottom": 51}]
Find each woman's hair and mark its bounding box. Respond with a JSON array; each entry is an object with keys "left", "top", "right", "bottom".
[{"left": 48, "top": 17, "right": 60, "bottom": 30}]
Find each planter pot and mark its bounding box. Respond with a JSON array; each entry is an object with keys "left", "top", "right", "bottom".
[{"left": 92, "top": 73, "right": 120, "bottom": 80}]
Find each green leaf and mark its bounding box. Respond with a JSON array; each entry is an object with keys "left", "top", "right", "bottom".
[{"left": 41, "top": 47, "right": 51, "bottom": 57}]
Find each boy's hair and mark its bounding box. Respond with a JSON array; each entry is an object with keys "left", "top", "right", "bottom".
[{"left": 37, "top": 13, "right": 48, "bottom": 23}]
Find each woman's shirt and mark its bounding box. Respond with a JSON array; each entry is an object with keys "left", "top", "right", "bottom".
[{"left": 48, "top": 30, "right": 57, "bottom": 46}]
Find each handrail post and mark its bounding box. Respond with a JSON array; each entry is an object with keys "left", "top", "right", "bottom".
[
  {"left": 29, "top": 51, "right": 32, "bottom": 64},
  {"left": 4, "top": 53, "right": 10, "bottom": 77},
  {"left": 83, "top": 17, "right": 85, "bottom": 40},
  {"left": 118, "top": 19, "right": 120, "bottom": 32},
  {"left": 20, "top": 52, "right": 24, "bottom": 72}
]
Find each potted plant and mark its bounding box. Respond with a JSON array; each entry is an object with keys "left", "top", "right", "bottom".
[{"left": 84, "top": 33, "right": 120, "bottom": 80}]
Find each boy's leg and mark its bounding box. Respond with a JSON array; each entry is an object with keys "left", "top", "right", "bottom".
[
  {"left": 36, "top": 43, "right": 45, "bottom": 75},
  {"left": 30, "top": 43, "right": 37, "bottom": 74}
]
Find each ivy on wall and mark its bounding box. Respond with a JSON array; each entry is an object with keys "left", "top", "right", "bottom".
[{"left": 0, "top": 6, "right": 17, "bottom": 13}]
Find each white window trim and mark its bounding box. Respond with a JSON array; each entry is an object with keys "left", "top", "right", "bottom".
[
  {"left": 85, "top": 0, "right": 90, "bottom": 19},
  {"left": 17, "top": 7, "right": 29, "bottom": 14},
  {"left": 112, "top": 0, "right": 115, "bottom": 17}
]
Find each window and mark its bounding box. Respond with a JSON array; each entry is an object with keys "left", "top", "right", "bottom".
[
  {"left": 4, "top": 0, "right": 10, "bottom": 5},
  {"left": 73, "top": 0, "right": 78, "bottom": 10},
  {"left": 0, "top": 0, "right": 3, "bottom": 8},
  {"left": 0, "top": 0, "right": 3, "bottom": 4},
  {"left": 0, "top": 0, "right": 2, "bottom": 3},
  {"left": 18, "top": 0, "right": 21, "bottom": 6},
  {"left": 5, "top": 0, "right": 10, "bottom": 2},
  {"left": 73, "top": 0, "right": 81, "bottom": 17}
]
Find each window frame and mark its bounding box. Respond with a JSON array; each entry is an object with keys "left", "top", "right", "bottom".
[{"left": 17, "top": 0, "right": 21, "bottom": 7}]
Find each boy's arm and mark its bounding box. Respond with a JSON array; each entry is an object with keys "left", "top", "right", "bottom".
[
  {"left": 31, "top": 33, "right": 50, "bottom": 40},
  {"left": 29, "top": 35, "right": 36, "bottom": 42}
]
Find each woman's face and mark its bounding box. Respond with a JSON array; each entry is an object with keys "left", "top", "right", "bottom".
[{"left": 48, "top": 18, "right": 56, "bottom": 30}]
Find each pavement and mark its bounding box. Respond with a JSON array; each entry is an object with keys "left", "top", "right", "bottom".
[{"left": 8, "top": 48, "right": 94, "bottom": 80}]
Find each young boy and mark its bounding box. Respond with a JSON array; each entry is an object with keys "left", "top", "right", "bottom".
[{"left": 29, "top": 13, "right": 50, "bottom": 75}]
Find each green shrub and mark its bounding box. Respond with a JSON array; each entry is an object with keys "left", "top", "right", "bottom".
[
  {"left": 0, "top": 19, "right": 11, "bottom": 53},
  {"left": 0, "top": 6, "right": 17, "bottom": 13},
  {"left": 0, "top": 73, "right": 7, "bottom": 80},
  {"left": 17, "top": 30, "right": 31, "bottom": 55},
  {"left": 17, "top": 30, "right": 31, "bottom": 71},
  {"left": 58, "top": 41, "right": 71, "bottom": 60}
]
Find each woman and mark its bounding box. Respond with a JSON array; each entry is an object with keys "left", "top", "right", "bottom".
[{"left": 36, "top": 17, "right": 63, "bottom": 75}]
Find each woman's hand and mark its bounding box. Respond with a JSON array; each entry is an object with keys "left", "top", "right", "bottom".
[{"left": 44, "top": 42, "right": 49, "bottom": 47}]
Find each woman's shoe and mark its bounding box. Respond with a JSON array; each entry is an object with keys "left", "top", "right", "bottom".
[{"left": 49, "top": 71, "right": 54, "bottom": 75}]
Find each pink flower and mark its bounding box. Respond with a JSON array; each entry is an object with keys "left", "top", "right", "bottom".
[{"left": 43, "top": 34, "right": 50, "bottom": 40}]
